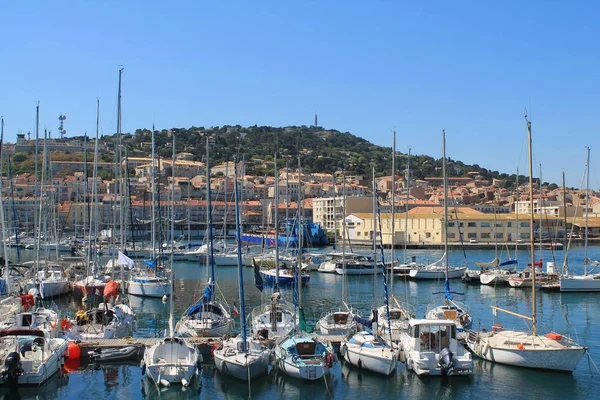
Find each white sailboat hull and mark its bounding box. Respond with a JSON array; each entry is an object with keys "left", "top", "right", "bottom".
[
  {"left": 143, "top": 338, "right": 199, "bottom": 385},
  {"left": 409, "top": 266, "right": 466, "bottom": 280},
  {"left": 128, "top": 279, "right": 172, "bottom": 298},
  {"left": 466, "top": 330, "right": 586, "bottom": 372},
  {"left": 39, "top": 280, "right": 72, "bottom": 298},
  {"left": 341, "top": 337, "right": 398, "bottom": 375},
  {"left": 213, "top": 338, "right": 270, "bottom": 381},
  {"left": 560, "top": 274, "right": 600, "bottom": 292}
]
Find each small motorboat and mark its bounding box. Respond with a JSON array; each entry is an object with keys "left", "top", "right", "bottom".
[{"left": 88, "top": 346, "right": 140, "bottom": 363}]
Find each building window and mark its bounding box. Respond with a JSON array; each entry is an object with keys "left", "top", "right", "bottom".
[
  {"left": 481, "top": 222, "right": 490, "bottom": 228},
  {"left": 481, "top": 233, "right": 491, "bottom": 239},
  {"left": 467, "top": 222, "right": 476, "bottom": 227},
  {"left": 448, "top": 222, "right": 455, "bottom": 227},
  {"left": 447, "top": 232, "right": 456, "bottom": 239}
]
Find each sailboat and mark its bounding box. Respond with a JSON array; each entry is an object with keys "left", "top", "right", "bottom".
[
  {"left": 142, "top": 134, "right": 201, "bottom": 387},
  {"left": 560, "top": 146, "right": 600, "bottom": 292},
  {"left": 478, "top": 210, "right": 518, "bottom": 285},
  {"left": 273, "top": 154, "right": 336, "bottom": 381},
  {"left": 465, "top": 116, "right": 587, "bottom": 372},
  {"left": 340, "top": 167, "right": 399, "bottom": 376},
  {"left": 376, "top": 136, "right": 416, "bottom": 341},
  {"left": 250, "top": 139, "right": 296, "bottom": 340},
  {"left": 127, "top": 124, "right": 171, "bottom": 298},
  {"left": 214, "top": 141, "right": 271, "bottom": 381},
  {"left": 316, "top": 169, "right": 358, "bottom": 336},
  {"left": 424, "top": 130, "right": 473, "bottom": 338},
  {"left": 176, "top": 135, "right": 233, "bottom": 337}
]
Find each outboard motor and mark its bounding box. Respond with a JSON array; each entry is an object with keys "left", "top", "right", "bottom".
[
  {"left": 2, "top": 352, "right": 23, "bottom": 385},
  {"left": 438, "top": 348, "right": 456, "bottom": 376}
]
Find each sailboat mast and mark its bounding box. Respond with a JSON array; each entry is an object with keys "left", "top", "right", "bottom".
[
  {"left": 390, "top": 130, "right": 396, "bottom": 289},
  {"left": 515, "top": 169, "right": 519, "bottom": 257},
  {"left": 0, "top": 117, "right": 11, "bottom": 291},
  {"left": 442, "top": 130, "right": 449, "bottom": 276},
  {"left": 151, "top": 125, "right": 156, "bottom": 261},
  {"left": 372, "top": 166, "right": 378, "bottom": 297},
  {"left": 117, "top": 68, "right": 125, "bottom": 251},
  {"left": 206, "top": 135, "right": 216, "bottom": 297},
  {"left": 405, "top": 149, "right": 411, "bottom": 253},
  {"left": 584, "top": 146, "right": 590, "bottom": 275},
  {"left": 34, "top": 103, "right": 40, "bottom": 236},
  {"left": 297, "top": 153, "right": 303, "bottom": 312},
  {"left": 274, "top": 135, "right": 280, "bottom": 291},
  {"left": 92, "top": 100, "right": 100, "bottom": 267},
  {"left": 562, "top": 171, "right": 569, "bottom": 274},
  {"left": 234, "top": 139, "right": 248, "bottom": 350},
  {"left": 526, "top": 118, "right": 537, "bottom": 335},
  {"left": 168, "top": 133, "right": 176, "bottom": 337}
]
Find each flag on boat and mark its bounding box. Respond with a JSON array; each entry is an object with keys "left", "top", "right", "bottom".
[
  {"left": 144, "top": 259, "right": 156, "bottom": 269},
  {"left": 527, "top": 259, "right": 543, "bottom": 267},
  {"left": 232, "top": 302, "right": 239, "bottom": 316},
  {"left": 118, "top": 251, "right": 135, "bottom": 269}
]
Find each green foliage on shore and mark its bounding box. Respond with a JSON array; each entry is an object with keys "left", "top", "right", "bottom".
[{"left": 3, "top": 125, "right": 531, "bottom": 188}]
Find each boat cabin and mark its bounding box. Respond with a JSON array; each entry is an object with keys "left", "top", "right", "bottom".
[{"left": 409, "top": 319, "right": 457, "bottom": 352}]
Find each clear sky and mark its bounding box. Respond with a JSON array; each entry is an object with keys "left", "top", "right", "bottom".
[{"left": 1, "top": 1, "right": 598, "bottom": 188}]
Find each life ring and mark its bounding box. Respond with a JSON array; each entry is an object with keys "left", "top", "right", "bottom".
[
  {"left": 60, "top": 317, "right": 72, "bottom": 331},
  {"left": 492, "top": 324, "right": 503, "bottom": 333}
]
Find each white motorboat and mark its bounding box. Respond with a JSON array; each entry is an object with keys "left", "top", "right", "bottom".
[
  {"left": 400, "top": 319, "right": 473, "bottom": 376},
  {"left": 0, "top": 329, "right": 69, "bottom": 386}
]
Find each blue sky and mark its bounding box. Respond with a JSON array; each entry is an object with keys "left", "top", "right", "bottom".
[{"left": 1, "top": 1, "right": 598, "bottom": 188}]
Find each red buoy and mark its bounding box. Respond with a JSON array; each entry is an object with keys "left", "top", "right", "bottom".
[
  {"left": 63, "top": 357, "right": 81, "bottom": 373},
  {"left": 67, "top": 342, "right": 81, "bottom": 359}
]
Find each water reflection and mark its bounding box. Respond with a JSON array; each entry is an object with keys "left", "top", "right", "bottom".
[{"left": 0, "top": 371, "right": 69, "bottom": 400}]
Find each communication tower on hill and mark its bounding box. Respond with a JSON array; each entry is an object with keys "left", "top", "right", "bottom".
[{"left": 58, "top": 114, "right": 67, "bottom": 139}]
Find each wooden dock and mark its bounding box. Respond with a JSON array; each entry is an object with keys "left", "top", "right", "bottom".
[{"left": 77, "top": 334, "right": 345, "bottom": 358}]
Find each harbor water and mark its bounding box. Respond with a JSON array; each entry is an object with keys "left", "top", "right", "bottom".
[{"left": 2, "top": 245, "right": 600, "bottom": 399}]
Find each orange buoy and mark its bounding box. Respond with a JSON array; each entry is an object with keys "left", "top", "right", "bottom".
[
  {"left": 67, "top": 342, "right": 81, "bottom": 359},
  {"left": 63, "top": 357, "right": 81, "bottom": 373},
  {"left": 545, "top": 333, "right": 563, "bottom": 340},
  {"left": 517, "top": 343, "right": 525, "bottom": 350}
]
